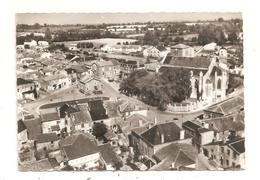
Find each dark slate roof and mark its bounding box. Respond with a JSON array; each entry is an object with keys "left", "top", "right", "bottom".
[
  {"left": 157, "top": 46, "right": 167, "bottom": 51},
  {"left": 182, "top": 121, "right": 201, "bottom": 131},
  {"left": 41, "top": 112, "right": 60, "bottom": 122},
  {"left": 60, "top": 133, "right": 98, "bottom": 160},
  {"left": 163, "top": 55, "right": 211, "bottom": 69},
  {"left": 36, "top": 133, "right": 60, "bottom": 143},
  {"left": 39, "top": 97, "right": 109, "bottom": 109},
  {"left": 24, "top": 118, "right": 42, "bottom": 140},
  {"left": 141, "top": 122, "right": 183, "bottom": 145},
  {"left": 98, "top": 143, "right": 121, "bottom": 165},
  {"left": 228, "top": 138, "right": 245, "bottom": 154},
  {"left": 18, "top": 119, "right": 27, "bottom": 133},
  {"left": 88, "top": 100, "right": 108, "bottom": 121},
  {"left": 17, "top": 78, "right": 33, "bottom": 86}
]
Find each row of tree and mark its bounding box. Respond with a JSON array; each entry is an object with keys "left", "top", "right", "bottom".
[{"left": 119, "top": 69, "right": 191, "bottom": 110}]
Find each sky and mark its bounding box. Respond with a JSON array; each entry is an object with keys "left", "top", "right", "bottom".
[{"left": 16, "top": 12, "right": 242, "bottom": 25}]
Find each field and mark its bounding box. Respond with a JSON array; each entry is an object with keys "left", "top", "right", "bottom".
[{"left": 55, "top": 38, "right": 138, "bottom": 47}]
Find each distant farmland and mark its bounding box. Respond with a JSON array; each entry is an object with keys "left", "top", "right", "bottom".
[{"left": 55, "top": 38, "right": 138, "bottom": 47}]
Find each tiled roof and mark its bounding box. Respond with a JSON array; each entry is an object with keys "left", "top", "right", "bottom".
[
  {"left": 36, "top": 133, "right": 60, "bottom": 144},
  {"left": 71, "top": 110, "right": 92, "bottom": 125},
  {"left": 141, "top": 122, "right": 183, "bottom": 145},
  {"left": 151, "top": 143, "right": 197, "bottom": 170},
  {"left": 205, "top": 95, "right": 244, "bottom": 116},
  {"left": 98, "top": 143, "right": 121, "bottom": 165},
  {"left": 60, "top": 133, "right": 98, "bottom": 160},
  {"left": 163, "top": 55, "right": 211, "bottom": 69},
  {"left": 205, "top": 114, "right": 244, "bottom": 132}
]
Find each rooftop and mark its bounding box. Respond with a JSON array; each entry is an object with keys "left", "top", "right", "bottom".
[
  {"left": 141, "top": 122, "right": 184, "bottom": 145},
  {"left": 40, "top": 112, "right": 60, "bottom": 122},
  {"left": 36, "top": 133, "right": 60, "bottom": 144},
  {"left": 98, "top": 143, "right": 121, "bottom": 165},
  {"left": 24, "top": 118, "right": 42, "bottom": 140},
  {"left": 151, "top": 143, "right": 197, "bottom": 170},
  {"left": 171, "top": 43, "right": 191, "bottom": 49},
  {"left": 17, "top": 78, "right": 34, "bottom": 86},
  {"left": 60, "top": 133, "right": 98, "bottom": 160},
  {"left": 88, "top": 100, "right": 109, "bottom": 121},
  {"left": 163, "top": 55, "right": 211, "bottom": 70}
]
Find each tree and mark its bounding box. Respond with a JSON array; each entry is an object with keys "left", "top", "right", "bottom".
[
  {"left": 119, "top": 68, "right": 192, "bottom": 111},
  {"left": 45, "top": 28, "right": 52, "bottom": 43},
  {"left": 92, "top": 122, "right": 107, "bottom": 138},
  {"left": 218, "top": 17, "right": 224, "bottom": 22},
  {"left": 228, "top": 31, "right": 238, "bottom": 43}
]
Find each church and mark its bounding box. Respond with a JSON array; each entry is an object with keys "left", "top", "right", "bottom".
[{"left": 159, "top": 45, "right": 229, "bottom": 104}]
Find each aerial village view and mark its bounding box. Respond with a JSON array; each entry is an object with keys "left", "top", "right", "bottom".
[{"left": 16, "top": 13, "right": 244, "bottom": 171}]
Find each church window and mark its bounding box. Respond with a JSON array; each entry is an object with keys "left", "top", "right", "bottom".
[{"left": 217, "top": 79, "right": 221, "bottom": 89}]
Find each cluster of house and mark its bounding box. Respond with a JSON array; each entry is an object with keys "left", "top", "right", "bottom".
[
  {"left": 17, "top": 95, "right": 152, "bottom": 171},
  {"left": 17, "top": 40, "right": 49, "bottom": 52}
]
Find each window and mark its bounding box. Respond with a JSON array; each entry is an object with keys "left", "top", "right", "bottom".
[
  {"left": 217, "top": 79, "right": 221, "bottom": 89},
  {"left": 81, "top": 123, "right": 85, "bottom": 128},
  {"left": 221, "top": 147, "right": 224, "bottom": 153},
  {"left": 226, "top": 160, "right": 229, "bottom": 166},
  {"left": 220, "top": 157, "right": 224, "bottom": 165},
  {"left": 232, "top": 162, "right": 236, "bottom": 168},
  {"left": 57, "top": 121, "right": 60, "bottom": 124},
  {"left": 233, "top": 152, "right": 237, "bottom": 159},
  {"left": 51, "top": 141, "right": 54, "bottom": 144},
  {"left": 227, "top": 149, "right": 230, "bottom": 156}
]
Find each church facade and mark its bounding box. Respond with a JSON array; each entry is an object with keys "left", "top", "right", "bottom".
[{"left": 160, "top": 54, "right": 229, "bottom": 104}]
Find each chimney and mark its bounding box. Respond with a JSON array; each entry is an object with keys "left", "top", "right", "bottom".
[
  {"left": 179, "top": 129, "right": 185, "bottom": 140},
  {"left": 139, "top": 119, "right": 143, "bottom": 127},
  {"left": 154, "top": 116, "right": 158, "bottom": 125},
  {"left": 148, "top": 123, "right": 152, "bottom": 129},
  {"left": 161, "top": 134, "right": 165, "bottom": 144}
]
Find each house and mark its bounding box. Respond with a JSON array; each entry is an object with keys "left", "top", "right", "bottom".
[
  {"left": 35, "top": 133, "right": 60, "bottom": 152},
  {"left": 118, "top": 113, "right": 150, "bottom": 136},
  {"left": 40, "top": 107, "right": 64, "bottom": 134},
  {"left": 160, "top": 54, "right": 229, "bottom": 104},
  {"left": 171, "top": 44, "right": 195, "bottom": 57},
  {"left": 78, "top": 76, "right": 102, "bottom": 95},
  {"left": 143, "top": 46, "right": 168, "bottom": 58},
  {"left": 17, "top": 78, "right": 37, "bottom": 101},
  {"left": 119, "top": 101, "right": 148, "bottom": 117},
  {"left": 68, "top": 104, "right": 93, "bottom": 133},
  {"left": 24, "top": 40, "right": 37, "bottom": 49},
  {"left": 96, "top": 59, "right": 121, "bottom": 80},
  {"left": 87, "top": 100, "right": 113, "bottom": 126},
  {"left": 202, "top": 137, "right": 245, "bottom": 169},
  {"left": 130, "top": 122, "right": 192, "bottom": 160},
  {"left": 38, "top": 41, "right": 49, "bottom": 48},
  {"left": 150, "top": 143, "right": 198, "bottom": 170},
  {"left": 101, "top": 44, "right": 142, "bottom": 54},
  {"left": 59, "top": 133, "right": 121, "bottom": 170},
  {"left": 201, "top": 113, "right": 245, "bottom": 141},
  {"left": 40, "top": 74, "right": 71, "bottom": 92},
  {"left": 219, "top": 47, "right": 228, "bottom": 59},
  {"left": 203, "top": 93, "right": 244, "bottom": 118},
  {"left": 97, "top": 143, "right": 122, "bottom": 170},
  {"left": 65, "top": 65, "right": 93, "bottom": 82},
  {"left": 19, "top": 158, "right": 59, "bottom": 171},
  {"left": 23, "top": 117, "right": 42, "bottom": 141},
  {"left": 182, "top": 120, "right": 214, "bottom": 151}
]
